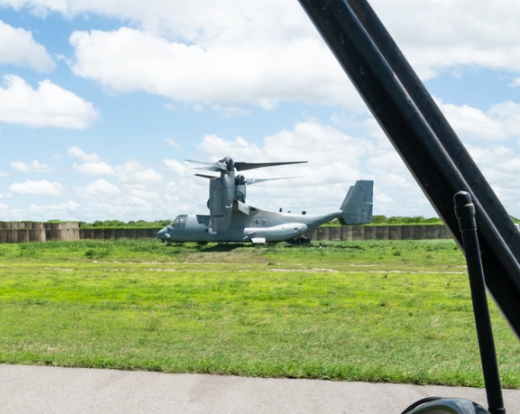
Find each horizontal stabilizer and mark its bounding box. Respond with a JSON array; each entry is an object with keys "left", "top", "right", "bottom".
[{"left": 339, "top": 180, "right": 373, "bottom": 225}]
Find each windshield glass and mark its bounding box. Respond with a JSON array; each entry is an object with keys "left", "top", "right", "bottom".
[{"left": 171, "top": 215, "right": 187, "bottom": 227}]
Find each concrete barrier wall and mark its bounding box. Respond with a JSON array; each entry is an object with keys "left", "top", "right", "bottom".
[
  {"left": 0, "top": 228, "right": 47, "bottom": 243},
  {"left": 79, "top": 228, "right": 159, "bottom": 240},
  {"left": 303, "top": 224, "right": 452, "bottom": 241},
  {"left": 301, "top": 225, "right": 451, "bottom": 241},
  {"left": 0, "top": 222, "right": 80, "bottom": 243},
  {"left": 0, "top": 221, "right": 47, "bottom": 229},
  {"left": 0, "top": 221, "right": 454, "bottom": 243}
]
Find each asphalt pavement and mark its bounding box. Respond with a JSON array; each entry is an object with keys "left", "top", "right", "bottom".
[{"left": 1, "top": 364, "right": 519, "bottom": 414}]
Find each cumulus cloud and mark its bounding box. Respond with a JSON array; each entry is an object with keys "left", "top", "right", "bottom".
[
  {"left": 191, "top": 121, "right": 376, "bottom": 212},
  {"left": 0, "top": 20, "right": 54, "bottom": 71},
  {"left": 199, "top": 122, "right": 373, "bottom": 171},
  {"left": 370, "top": 1, "right": 520, "bottom": 79},
  {"left": 0, "top": 75, "right": 99, "bottom": 129},
  {"left": 163, "top": 159, "right": 188, "bottom": 175},
  {"left": 69, "top": 27, "right": 358, "bottom": 110},
  {"left": 10, "top": 160, "right": 54, "bottom": 173},
  {"left": 68, "top": 146, "right": 101, "bottom": 162},
  {"left": 10, "top": 201, "right": 81, "bottom": 221},
  {"left": 115, "top": 159, "right": 163, "bottom": 184},
  {"left": 9, "top": 180, "right": 65, "bottom": 196},
  {"left": 438, "top": 100, "right": 520, "bottom": 141},
  {"left": 78, "top": 179, "right": 121, "bottom": 198},
  {"left": 68, "top": 147, "right": 115, "bottom": 176},
  {"left": 74, "top": 162, "right": 115, "bottom": 176},
  {"left": 0, "top": 170, "right": 9, "bottom": 177},
  {"left": 4, "top": 0, "right": 520, "bottom": 106},
  {"left": 126, "top": 185, "right": 159, "bottom": 199},
  {"left": 364, "top": 98, "right": 520, "bottom": 143}
]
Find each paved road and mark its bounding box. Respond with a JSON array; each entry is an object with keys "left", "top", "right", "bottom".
[{"left": 1, "top": 364, "right": 519, "bottom": 413}]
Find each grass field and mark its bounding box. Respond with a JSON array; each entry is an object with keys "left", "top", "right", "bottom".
[{"left": 0, "top": 239, "right": 519, "bottom": 388}]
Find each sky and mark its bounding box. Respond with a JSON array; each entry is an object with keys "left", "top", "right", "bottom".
[{"left": 1, "top": 0, "right": 520, "bottom": 222}]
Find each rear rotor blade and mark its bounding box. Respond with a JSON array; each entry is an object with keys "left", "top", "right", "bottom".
[
  {"left": 195, "top": 173, "right": 219, "bottom": 180},
  {"left": 186, "top": 159, "right": 227, "bottom": 172},
  {"left": 246, "top": 176, "right": 302, "bottom": 185},
  {"left": 234, "top": 161, "right": 307, "bottom": 171}
]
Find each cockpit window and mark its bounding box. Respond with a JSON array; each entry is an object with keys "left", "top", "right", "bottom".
[{"left": 171, "top": 215, "right": 187, "bottom": 227}]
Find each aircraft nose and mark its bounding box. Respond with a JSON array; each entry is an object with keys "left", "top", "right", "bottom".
[{"left": 157, "top": 227, "right": 171, "bottom": 239}]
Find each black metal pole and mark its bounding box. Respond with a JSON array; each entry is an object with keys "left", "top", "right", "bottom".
[
  {"left": 454, "top": 191, "right": 505, "bottom": 414},
  {"left": 296, "top": 0, "right": 520, "bottom": 338},
  {"left": 343, "top": 0, "right": 520, "bottom": 337},
  {"left": 345, "top": 0, "right": 520, "bottom": 267}
]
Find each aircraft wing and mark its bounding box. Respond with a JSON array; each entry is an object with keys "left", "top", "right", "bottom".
[{"left": 235, "top": 200, "right": 250, "bottom": 215}]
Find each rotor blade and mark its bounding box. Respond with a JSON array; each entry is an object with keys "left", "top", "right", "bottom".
[
  {"left": 246, "top": 176, "right": 302, "bottom": 185},
  {"left": 185, "top": 159, "right": 227, "bottom": 172},
  {"left": 195, "top": 174, "right": 219, "bottom": 180},
  {"left": 234, "top": 161, "right": 307, "bottom": 171}
]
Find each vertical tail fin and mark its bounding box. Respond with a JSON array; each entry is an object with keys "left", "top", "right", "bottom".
[{"left": 339, "top": 180, "right": 373, "bottom": 225}]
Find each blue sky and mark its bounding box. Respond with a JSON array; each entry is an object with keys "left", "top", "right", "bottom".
[{"left": 1, "top": 0, "right": 520, "bottom": 222}]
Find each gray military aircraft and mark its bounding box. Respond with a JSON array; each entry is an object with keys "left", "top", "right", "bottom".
[{"left": 157, "top": 157, "right": 373, "bottom": 244}]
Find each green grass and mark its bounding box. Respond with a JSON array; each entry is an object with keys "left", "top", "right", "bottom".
[{"left": 0, "top": 239, "right": 519, "bottom": 388}]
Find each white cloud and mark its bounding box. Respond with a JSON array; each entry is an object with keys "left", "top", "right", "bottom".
[
  {"left": 0, "top": 75, "right": 99, "bottom": 129},
  {"left": 369, "top": 1, "right": 520, "bottom": 79},
  {"left": 163, "top": 159, "right": 187, "bottom": 175},
  {"left": 164, "top": 138, "right": 181, "bottom": 149},
  {"left": 69, "top": 26, "right": 360, "bottom": 110},
  {"left": 74, "top": 162, "right": 115, "bottom": 176},
  {"left": 0, "top": 20, "right": 54, "bottom": 72},
  {"left": 78, "top": 179, "right": 121, "bottom": 198},
  {"left": 21, "top": 200, "right": 80, "bottom": 221},
  {"left": 0, "top": 170, "right": 9, "bottom": 177},
  {"left": 438, "top": 100, "right": 520, "bottom": 141},
  {"left": 126, "top": 185, "right": 159, "bottom": 199},
  {"left": 191, "top": 121, "right": 377, "bottom": 212},
  {"left": 10, "top": 160, "right": 54, "bottom": 173},
  {"left": 5, "top": 0, "right": 520, "bottom": 85},
  {"left": 9, "top": 180, "right": 65, "bottom": 196},
  {"left": 198, "top": 122, "right": 374, "bottom": 170},
  {"left": 115, "top": 159, "right": 163, "bottom": 184},
  {"left": 68, "top": 146, "right": 101, "bottom": 162}
]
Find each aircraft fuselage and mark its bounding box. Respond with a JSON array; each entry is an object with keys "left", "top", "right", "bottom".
[{"left": 157, "top": 207, "right": 340, "bottom": 243}]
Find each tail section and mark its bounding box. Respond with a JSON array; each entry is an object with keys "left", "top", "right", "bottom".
[{"left": 339, "top": 180, "right": 373, "bottom": 225}]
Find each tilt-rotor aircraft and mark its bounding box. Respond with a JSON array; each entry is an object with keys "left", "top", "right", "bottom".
[{"left": 157, "top": 157, "right": 373, "bottom": 244}]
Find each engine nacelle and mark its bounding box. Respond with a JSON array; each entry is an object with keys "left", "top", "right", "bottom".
[{"left": 234, "top": 174, "right": 247, "bottom": 203}]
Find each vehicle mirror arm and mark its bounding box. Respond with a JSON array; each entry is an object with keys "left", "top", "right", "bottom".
[{"left": 455, "top": 192, "right": 506, "bottom": 414}]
